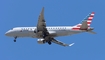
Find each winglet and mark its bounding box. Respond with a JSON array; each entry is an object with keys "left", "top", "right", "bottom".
[
  {"left": 38, "top": 7, "right": 45, "bottom": 21},
  {"left": 41, "top": 7, "right": 44, "bottom": 15},
  {"left": 69, "top": 43, "right": 75, "bottom": 46}
]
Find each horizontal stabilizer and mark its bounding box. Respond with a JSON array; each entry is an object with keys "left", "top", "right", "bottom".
[{"left": 88, "top": 31, "right": 96, "bottom": 34}]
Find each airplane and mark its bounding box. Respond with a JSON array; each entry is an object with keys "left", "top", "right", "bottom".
[{"left": 5, "top": 7, "right": 96, "bottom": 47}]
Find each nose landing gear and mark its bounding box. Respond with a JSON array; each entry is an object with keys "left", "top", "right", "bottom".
[{"left": 14, "top": 37, "right": 17, "bottom": 42}]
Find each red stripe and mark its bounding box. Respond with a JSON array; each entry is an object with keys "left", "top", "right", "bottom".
[
  {"left": 90, "top": 15, "right": 94, "bottom": 17},
  {"left": 88, "top": 19, "right": 92, "bottom": 21},
  {"left": 88, "top": 18, "right": 92, "bottom": 20},
  {"left": 80, "top": 28, "right": 88, "bottom": 30},
  {"left": 87, "top": 22, "right": 91, "bottom": 24},
  {"left": 72, "top": 28, "right": 80, "bottom": 30}
]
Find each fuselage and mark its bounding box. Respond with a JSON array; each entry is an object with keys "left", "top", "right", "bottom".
[{"left": 5, "top": 26, "right": 83, "bottom": 38}]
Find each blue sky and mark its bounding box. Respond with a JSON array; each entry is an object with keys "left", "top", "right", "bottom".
[{"left": 0, "top": 0, "right": 105, "bottom": 60}]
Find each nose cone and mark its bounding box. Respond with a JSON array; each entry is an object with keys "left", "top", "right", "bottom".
[
  {"left": 5, "top": 31, "right": 10, "bottom": 36},
  {"left": 5, "top": 30, "right": 13, "bottom": 36}
]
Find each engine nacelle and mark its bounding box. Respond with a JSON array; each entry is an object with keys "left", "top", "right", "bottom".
[{"left": 37, "top": 39, "right": 45, "bottom": 44}]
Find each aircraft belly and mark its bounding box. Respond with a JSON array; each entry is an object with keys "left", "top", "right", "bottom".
[
  {"left": 11, "top": 31, "right": 34, "bottom": 37},
  {"left": 56, "top": 31, "right": 70, "bottom": 36},
  {"left": 68, "top": 30, "right": 83, "bottom": 35}
]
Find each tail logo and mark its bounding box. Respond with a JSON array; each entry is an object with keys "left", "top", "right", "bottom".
[{"left": 72, "top": 12, "right": 95, "bottom": 30}]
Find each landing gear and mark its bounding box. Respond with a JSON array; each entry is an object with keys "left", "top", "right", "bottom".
[
  {"left": 43, "top": 34, "right": 47, "bottom": 38},
  {"left": 43, "top": 40, "right": 46, "bottom": 43},
  {"left": 48, "top": 41, "right": 51, "bottom": 45},
  {"left": 14, "top": 37, "right": 17, "bottom": 42},
  {"left": 14, "top": 40, "right": 16, "bottom": 42},
  {"left": 34, "top": 30, "right": 36, "bottom": 33},
  {"left": 43, "top": 31, "right": 49, "bottom": 38},
  {"left": 42, "top": 33, "right": 52, "bottom": 45}
]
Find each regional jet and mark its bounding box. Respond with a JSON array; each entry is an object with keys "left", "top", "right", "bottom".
[{"left": 5, "top": 7, "right": 96, "bottom": 47}]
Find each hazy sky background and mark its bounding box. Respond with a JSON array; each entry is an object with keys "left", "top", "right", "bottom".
[{"left": 0, "top": 0, "right": 105, "bottom": 60}]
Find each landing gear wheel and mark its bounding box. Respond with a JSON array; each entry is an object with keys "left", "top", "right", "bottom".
[
  {"left": 48, "top": 41, "right": 51, "bottom": 45},
  {"left": 14, "top": 36, "right": 17, "bottom": 42},
  {"left": 43, "top": 40, "right": 46, "bottom": 43},
  {"left": 14, "top": 40, "right": 16, "bottom": 42},
  {"left": 34, "top": 30, "right": 36, "bottom": 33}
]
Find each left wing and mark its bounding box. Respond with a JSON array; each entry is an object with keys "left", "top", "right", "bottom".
[{"left": 52, "top": 39, "right": 74, "bottom": 47}]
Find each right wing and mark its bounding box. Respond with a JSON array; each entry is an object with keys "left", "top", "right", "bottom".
[
  {"left": 52, "top": 39, "right": 74, "bottom": 47},
  {"left": 36, "top": 7, "right": 74, "bottom": 47},
  {"left": 36, "top": 7, "right": 49, "bottom": 37}
]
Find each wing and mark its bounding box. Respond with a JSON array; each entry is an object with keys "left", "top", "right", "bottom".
[
  {"left": 36, "top": 8, "right": 74, "bottom": 47},
  {"left": 52, "top": 39, "right": 75, "bottom": 47},
  {"left": 36, "top": 7, "right": 49, "bottom": 36}
]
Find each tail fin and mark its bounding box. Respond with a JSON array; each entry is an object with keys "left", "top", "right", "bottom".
[
  {"left": 72, "top": 12, "right": 95, "bottom": 30},
  {"left": 84, "top": 12, "right": 95, "bottom": 27}
]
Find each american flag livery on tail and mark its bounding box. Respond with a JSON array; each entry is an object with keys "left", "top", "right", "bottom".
[{"left": 72, "top": 12, "right": 95, "bottom": 30}]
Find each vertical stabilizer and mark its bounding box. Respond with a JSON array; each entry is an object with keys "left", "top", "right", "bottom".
[{"left": 72, "top": 12, "right": 95, "bottom": 30}]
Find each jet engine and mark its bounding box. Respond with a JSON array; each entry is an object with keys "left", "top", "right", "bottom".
[{"left": 37, "top": 39, "right": 45, "bottom": 44}]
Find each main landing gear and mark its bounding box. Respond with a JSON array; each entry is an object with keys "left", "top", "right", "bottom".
[
  {"left": 14, "top": 37, "right": 17, "bottom": 42},
  {"left": 48, "top": 41, "right": 51, "bottom": 45}
]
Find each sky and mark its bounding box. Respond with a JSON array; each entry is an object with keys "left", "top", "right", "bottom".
[{"left": 0, "top": 0, "right": 105, "bottom": 60}]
